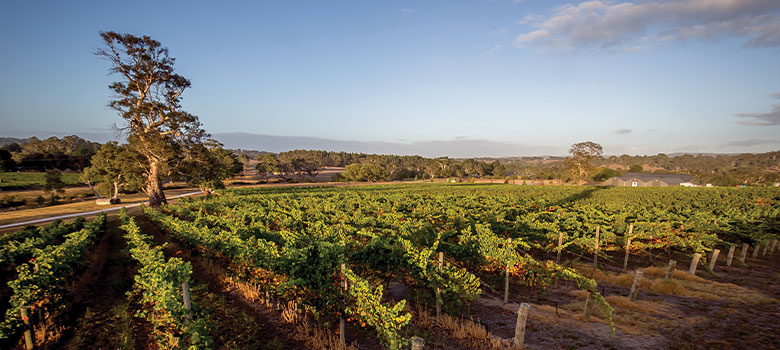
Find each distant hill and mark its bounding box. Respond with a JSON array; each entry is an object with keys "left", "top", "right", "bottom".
[{"left": 0, "top": 137, "right": 29, "bottom": 146}]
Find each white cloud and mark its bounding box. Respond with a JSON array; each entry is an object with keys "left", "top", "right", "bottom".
[
  {"left": 515, "top": 0, "right": 780, "bottom": 52},
  {"left": 736, "top": 92, "right": 780, "bottom": 126},
  {"left": 487, "top": 44, "right": 504, "bottom": 54}
]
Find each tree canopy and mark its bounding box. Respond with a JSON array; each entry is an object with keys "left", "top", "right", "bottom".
[{"left": 97, "top": 31, "right": 208, "bottom": 206}]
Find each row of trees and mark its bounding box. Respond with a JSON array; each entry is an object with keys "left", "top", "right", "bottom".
[
  {"left": 0, "top": 135, "right": 101, "bottom": 172},
  {"left": 251, "top": 150, "right": 509, "bottom": 182},
  {"left": 504, "top": 146, "right": 780, "bottom": 186}
]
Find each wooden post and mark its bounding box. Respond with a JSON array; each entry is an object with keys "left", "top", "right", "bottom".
[
  {"left": 762, "top": 243, "right": 768, "bottom": 256},
  {"left": 593, "top": 226, "right": 600, "bottom": 271},
  {"left": 436, "top": 252, "right": 443, "bottom": 321},
  {"left": 21, "top": 306, "right": 34, "bottom": 350},
  {"left": 32, "top": 263, "right": 46, "bottom": 345},
  {"left": 513, "top": 303, "right": 530, "bottom": 348},
  {"left": 740, "top": 243, "right": 748, "bottom": 261},
  {"left": 708, "top": 249, "right": 720, "bottom": 272},
  {"left": 182, "top": 282, "right": 192, "bottom": 320},
  {"left": 583, "top": 293, "right": 592, "bottom": 321},
  {"left": 771, "top": 239, "right": 777, "bottom": 254},
  {"left": 664, "top": 260, "right": 677, "bottom": 280},
  {"left": 752, "top": 244, "right": 760, "bottom": 258},
  {"left": 623, "top": 224, "right": 633, "bottom": 271},
  {"left": 555, "top": 231, "right": 563, "bottom": 264},
  {"left": 629, "top": 270, "right": 643, "bottom": 301},
  {"left": 689, "top": 253, "right": 702, "bottom": 275},
  {"left": 411, "top": 336, "right": 425, "bottom": 350},
  {"left": 726, "top": 245, "right": 735, "bottom": 266},
  {"left": 340, "top": 263, "right": 347, "bottom": 347},
  {"left": 504, "top": 239, "right": 511, "bottom": 304}
]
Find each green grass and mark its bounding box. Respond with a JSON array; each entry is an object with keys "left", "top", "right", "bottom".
[{"left": 0, "top": 172, "right": 83, "bottom": 190}]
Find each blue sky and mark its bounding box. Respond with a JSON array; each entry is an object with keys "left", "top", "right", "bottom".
[{"left": 1, "top": 0, "right": 779, "bottom": 157}]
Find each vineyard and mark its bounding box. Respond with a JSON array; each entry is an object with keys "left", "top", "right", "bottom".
[{"left": 0, "top": 183, "right": 778, "bottom": 349}]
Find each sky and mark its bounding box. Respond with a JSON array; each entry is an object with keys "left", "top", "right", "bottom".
[{"left": 0, "top": 0, "right": 779, "bottom": 157}]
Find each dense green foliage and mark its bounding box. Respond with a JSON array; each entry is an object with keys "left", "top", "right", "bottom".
[
  {"left": 119, "top": 209, "right": 212, "bottom": 349},
  {"left": 0, "top": 135, "right": 100, "bottom": 172},
  {"left": 241, "top": 148, "right": 780, "bottom": 185},
  {"left": 0, "top": 218, "right": 85, "bottom": 267},
  {"left": 0, "top": 172, "right": 83, "bottom": 190},
  {"left": 0, "top": 214, "right": 105, "bottom": 342}
]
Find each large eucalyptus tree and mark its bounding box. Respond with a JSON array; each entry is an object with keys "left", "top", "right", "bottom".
[{"left": 97, "top": 32, "right": 206, "bottom": 206}]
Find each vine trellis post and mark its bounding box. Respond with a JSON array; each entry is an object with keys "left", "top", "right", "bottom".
[
  {"left": 504, "top": 238, "right": 511, "bottom": 304},
  {"left": 514, "top": 303, "right": 531, "bottom": 348},
  {"left": 593, "top": 226, "right": 600, "bottom": 272},
  {"left": 20, "top": 306, "right": 34, "bottom": 350},
  {"left": 689, "top": 253, "right": 702, "bottom": 275},
  {"left": 726, "top": 246, "right": 735, "bottom": 266},
  {"left": 623, "top": 224, "right": 634, "bottom": 271},
  {"left": 340, "top": 263, "right": 347, "bottom": 347},
  {"left": 436, "top": 252, "right": 443, "bottom": 321},
  {"left": 708, "top": 249, "right": 720, "bottom": 272},
  {"left": 555, "top": 231, "right": 563, "bottom": 264}
]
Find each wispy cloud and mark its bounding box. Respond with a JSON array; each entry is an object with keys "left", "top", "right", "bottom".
[
  {"left": 400, "top": 8, "right": 414, "bottom": 14},
  {"left": 486, "top": 44, "right": 504, "bottom": 55},
  {"left": 515, "top": 0, "right": 780, "bottom": 52},
  {"left": 615, "top": 128, "right": 633, "bottom": 135},
  {"left": 736, "top": 92, "right": 780, "bottom": 126},
  {"left": 517, "top": 14, "right": 544, "bottom": 25}
]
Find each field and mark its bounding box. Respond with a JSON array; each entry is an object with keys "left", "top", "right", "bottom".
[
  {"left": 0, "top": 172, "right": 84, "bottom": 190},
  {"left": 0, "top": 184, "right": 778, "bottom": 349}
]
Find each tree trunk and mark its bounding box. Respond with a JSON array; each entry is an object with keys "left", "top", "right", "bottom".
[
  {"left": 86, "top": 179, "right": 102, "bottom": 199},
  {"left": 146, "top": 160, "right": 167, "bottom": 207},
  {"left": 112, "top": 174, "right": 122, "bottom": 199},
  {"left": 113, "top": 181, "right": 119, "bottom": 199}
]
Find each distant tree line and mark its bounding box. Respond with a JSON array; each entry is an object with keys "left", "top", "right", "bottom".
[
  {"left": 0, "top": 135, "right": 101, "bottom": 172},
  {"left": 250, "top": 149, "right": 508, "bottom": 182},
  {"left": 501, "top": 150, "right": 780, "bottom": 186},
  {"left": 239, "top": 146, "right": 780, "bottom": 186}
]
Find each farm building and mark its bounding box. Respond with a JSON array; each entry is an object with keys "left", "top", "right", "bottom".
[{"left": 603, "top": 172, "right": 695, "bottom": 187}]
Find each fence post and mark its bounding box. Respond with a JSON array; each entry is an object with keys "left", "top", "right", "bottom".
[
  {"left": 623, "top": 224, "right": 633, "bottom": 271},
  {"left": 740, "top": 243, "right": 748, "bottom": 262},
  {"left": 752, "top": 244, "right": 760, "bottom": 258},
  {"left": 505, "top": 238, "right": 511, "bottom": 304},
  {"left": 340, "top": 263, "right": 347, "bottom": 347},
  {"left": 593, "top": 226, "right": 600, "bottom": 272},
  {"left": 583, "top": 293, "right": 592, "bottom": 321},
  {"left": 708, "top": 249, "right": 720, "bottom": 272},
  {"left": 411, "top": 336, "right": 425, "bottom": 350},
  {"left": 514, "top": 303, "right": 531, "bottom": 348},
  {"left": 436, "top": 252, "right": 443, "bottom": 321},
  {"left": 726, "top": 246, "right": 735, "bottom": 266},
  {"left": 182, "top": 282, "right": 192, "bottom": 310},
  {"left": 32, "top": 263, "right": 46, "bottom": 345},
  {"left": 762, "top": 243, "right": 768, "bottom": 256},
  {"left": 664, "top": 260, "right": 677, "bottom": 280},
  {"left": 555, "top": 231, "right": 564, "bottom": 264},
  {"left": 689, "top": 253, "right": 702, "bottom": 275},
  {"left": 21, "top": 306, "right": 34, "bottom": 350},
  {"left": 771, "top": 239, "right": 777, "bottom": 254},
  {"left": 629, "top": 270, "right": 643, "bottom": 301}
]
